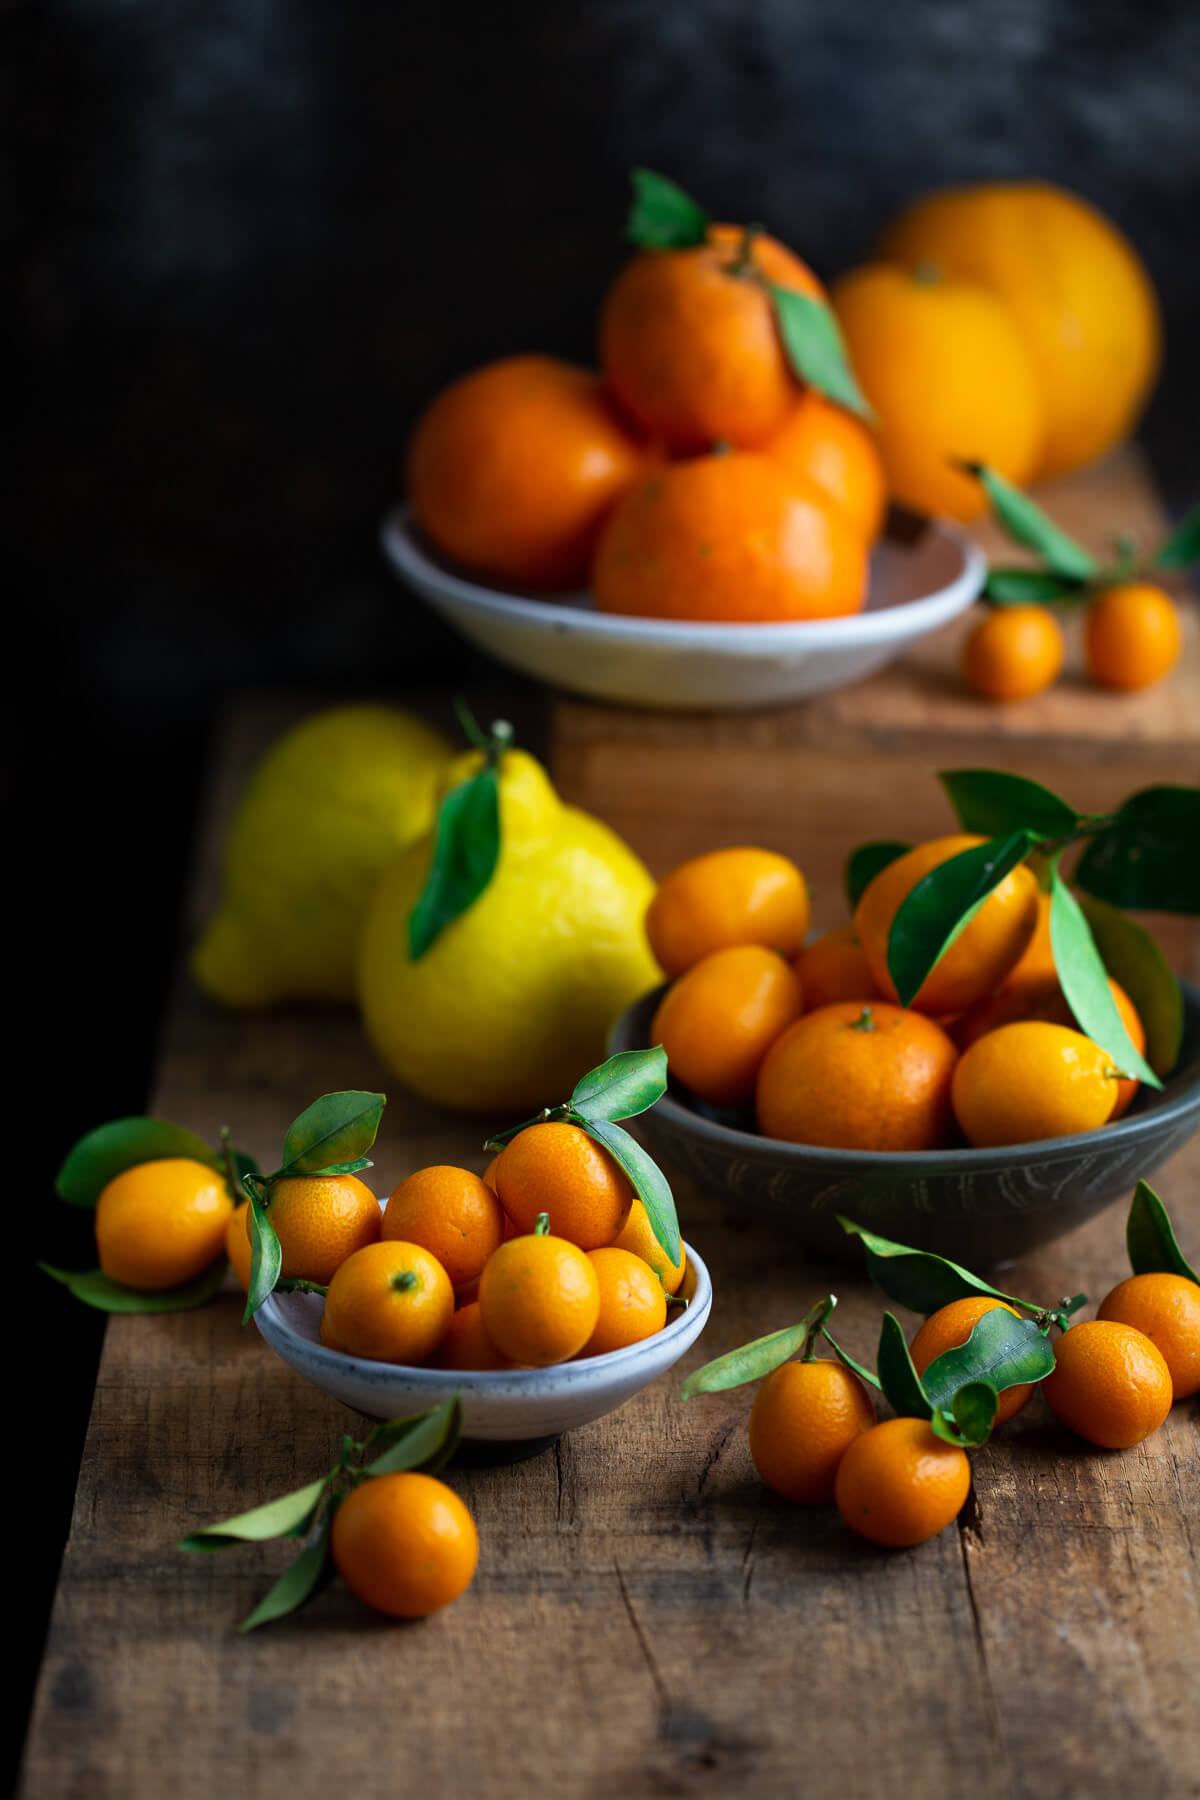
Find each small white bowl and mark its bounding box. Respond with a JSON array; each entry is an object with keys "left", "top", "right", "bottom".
[
  {"left": 380, "top": 505, "right": 985, "bottom": 712},
  {"left": 255, "top": 1241, "right": 712, "bottom": 1448}
]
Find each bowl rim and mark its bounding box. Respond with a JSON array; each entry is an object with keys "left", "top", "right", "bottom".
[
  {"left": 380, "top": 505, "right": 986, "bottom": 652},
  {"left": 256, "top": 1237, "right": 712, "bottom": 1389},
  {"left": 611, "top": 981, "right": 1200, "bottom": 1170}
]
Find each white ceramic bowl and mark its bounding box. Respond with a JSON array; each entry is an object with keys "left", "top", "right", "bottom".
[
  {"left": 255, "top": 1241, "right": 712, "bottom": 1448},
  {"left": 380, "top": 505, "right": 985, "bottom": 711}
]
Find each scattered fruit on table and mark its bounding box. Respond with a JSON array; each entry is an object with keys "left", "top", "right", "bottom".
[
  {"left": 1042, "top": 1319, "right": 1173, "bottom": 1449},
  {"left": 192, "top": 705, "right": 452, "bottom": 1007},
  {"left": 1096, "top": 1272, "right": 1200, "bottom": 1399},
  {"left": 834, "top": 1417, "right": 971, "bottom": 1549},
  {"left": 962, "top": 604, "right": 1065, "bottom": 703},
  {"left": 1084, "top": 581, "right": 1183, "bottom": 691},
  {"left": 95, "top": 1158, "right": 233, "bottom": 1292},
  {"left": 747, "top": 1357, "right": 876, "bottom": 1504},
  {"left": 909, "top": 1297, "right": 1034, "bottom": 1426}
]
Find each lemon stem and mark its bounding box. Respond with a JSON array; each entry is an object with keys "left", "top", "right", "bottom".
[{"left": 799, "top": 1295, "right": 836, "bottom": 1362}]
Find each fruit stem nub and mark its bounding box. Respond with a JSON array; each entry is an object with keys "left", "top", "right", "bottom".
[
  {"left": 390, "top": 1270, "right": 419, "bottom": 1293},
  {"left": 534, "top": 1212, "right": 551, "bottom": 1236},
  {"left": 849, "top": 1005, "right": 876, "bottom": 1033}
]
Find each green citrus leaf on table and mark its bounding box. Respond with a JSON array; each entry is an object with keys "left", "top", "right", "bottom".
[
  {"left": 876, "top": 1312, "right": 933, "bottom": 1420},
  {"left": 1076, "top": 892, "right": 1183, "bottom": 1078},
  {"left": 965, "top": 464, "right": 1097, "bottom": 580},
  {"left": 1126, "top": 1180, "right": 1198, "bottom": 1284},
  {"left": 363, "top": 1397, "right": 464, "bottom": 1477},
  {"left": 55, "top": 1118, "right": 219, "bottom": 1209},
  {"left": 769, "top": 287, "right": 873, "bottom": 419},
  {"left": 626, "top": 167, "right": 710, "bottom": 249},
  {"left": 243, "top": 1186, "right": 283, "bottom": 1323},
  {"left": 408, "top": 764, "right": 501, "bottom": 960},
  {"left": 280, "top": 1091, "right": 386, "bottom": 1175},
  {"left": 938, "top": 769, "right": 1079, "bottom": 841},
  {"left": 1049, "top": 873, "right": 1161, "bottom": 1088},
  {"left": 886, "top": 831, "right": 1034, "bottom": 1007},
  {"left": 844, "top": 840, "right": 912, "bottom": 911},
  {"left": 179, "top": 1476, "right": 331, "bottom": 1552},
  {"left": 577, "top": 1117, "right": 681, "bottom": 1265},
  {"left": 984, "top": 568, "right": 1086, "bottom": 607},
  {"left": 569, "top": 1046, "right": 668, "bottom": 1123},
  {"left": 1154, "top": 503, "right": 1200, "bottom": 571},
  {"left": 1074, "top": 787, "right": 1200, "bottom": 916},
  {"left": 238, "top": 1515, "right": 337, "bottom": 1634},
  {"left": 931, "top": 1382, "right": 998, "bottom": 1448},
  {"left": 680, "top": 1320, "right": 810, "bottom": 1398},
  {"left": 819, "top": 1328, "right": 883, "bottom": 1391},
  {"left": 39, "top": 1259, "right": 228, "bottom": 1314},
  {"left": 838, "top": 1217, "right": 1024, "bottom": 1314},
  {"left": 919, "top": 1308, "right": 1055, "bottom": 1414}
]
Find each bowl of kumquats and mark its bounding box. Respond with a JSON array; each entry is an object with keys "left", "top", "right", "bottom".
[{"left": 610, "top": 768, "right": 1200, "bottom": 1268}]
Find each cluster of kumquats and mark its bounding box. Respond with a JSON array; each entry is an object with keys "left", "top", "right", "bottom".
[{"left": 647, "top": 834, "right": 1150, "bottom": 1152}]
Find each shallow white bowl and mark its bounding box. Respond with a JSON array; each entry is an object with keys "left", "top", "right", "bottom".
[
  {"left": 255, "top": 1241, "right": 712, "bottom": 1447},
  {"left": 380, "top": 505, "right": 985, "bottom": 712}
]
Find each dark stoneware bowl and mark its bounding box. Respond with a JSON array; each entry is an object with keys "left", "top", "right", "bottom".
[{"left": 609, "top": 982, "right": 1200, "bottom": 1269}]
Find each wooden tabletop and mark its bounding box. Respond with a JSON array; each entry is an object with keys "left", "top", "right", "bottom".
[{"left": 21, "top": 455, "right": 1200, "bottom": 1800}]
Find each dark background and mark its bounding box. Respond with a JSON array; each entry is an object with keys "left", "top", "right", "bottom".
[{"left": 8, "top": 0, "right": 1199, "bottom": 1778}]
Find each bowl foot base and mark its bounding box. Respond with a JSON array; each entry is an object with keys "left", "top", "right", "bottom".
[{"left": 454, "top": 1432, "right": 562, "bottom": 1467}]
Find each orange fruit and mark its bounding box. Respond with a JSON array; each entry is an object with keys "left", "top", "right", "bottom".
[
  {"left": 834, "top": 1416, "right": 971, "bottom": 1547},
  {"left": 1084, "top": 583, "right": 1182, "bottom": 691},
  {"left": 880, "top": 182, "right": 1161, "bottom": 480},
  {"left": 1042, "top": 1319, "right": 1173, "bottom": 1448},
  {"left": 322, "top": 1240, "right": 454, "bottom": 1365},
  {"left": 407, "top": 354, "right": 648, "bottom": 591},
  {"left": 909, "top": 1297, "right": 1033, "bottom": 1426},
  {"left": 330, "top": 1471, "right": 478, "bottom": 1618},
  {"left": 1097, "top": 1273, "right": 1200, "bottom": 1400},
  {"left": 319, "top": 1311, "right": 347, "bottom": 1352},
  {"left": 762, "top": 392, "right": 888, "bottom": 541},
  {"left": 482, "top": 1154, "right": 500, "bottom": 1192},
  {"left": 963, "top": 605, "right": 1065, "bottom": 702},
  {"left": 580, "top": 1247, "right": 668, "bottom": 1356},
  {"left": 494, "top": 1121, "right": 633, "bottom": 1249},
  {"left": 793, "top": 927, "right": 881, "bottom": 1010},
  {"left": 612, "top": 1198, "right": 686, "bottom": 1296},
  {"left": 430, "top": 1300, "right": 523, "bottom": 1372},
  {"left": 854, "top": 834, "right": 1040, "bottom": 1015},
  {"left": 250, "top": 1172, "right": 382, "bottom": 1287},
  {"left": 477, "top": 1230, "right": 600, "bottom": 1366},
  {"left": 382, "top": 1165, "right": 505, "bottom": 1290},
  {"left": 651, "top": 943, "right": 804, "bottom": 1107},
  {"left": 225, "top": 1198, "right": 253, "bottom": 1293},
  {"left": 755, "top": 1001, "right": 958, "bottom": 1152},
  {"left": 599, "top": 224, "right": 826, "bottom": 453},
  {"left": 951, "top": 1021, "right": 1119, "bottom": 1146},
  {"left": 646, "top": 846, "right": 810, "bottom": 979},
  {"left": 592, "top": 451, "right": 868, "bottom": 624},
  {"left": 956, "top": 973, "right": 1145, "bottom": 1119},
  {"left": 748, "top": 1359, "right": 876, "bottom": 1503},
  {"left": 95, "top": 1158, "right": 233, "bottom": 1291},
  {"left": 830, "top": 263, "right": 1043, "bottom": 521}
]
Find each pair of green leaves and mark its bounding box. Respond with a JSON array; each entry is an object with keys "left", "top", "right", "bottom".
[
  {"left": 43, "top": 1116, "right": 261, "bottom": 1315},
  {"left": 967, "top": 464, "right": 1200, "bottom": 606},
  {"left": 485, "top": 1045, "right": 681, "bottom": 1266},
  {"left": 180, "top": 1397, "right": 462, "bottom": 1631},
  {"left": 626, "top": 169, "right": 871, "bottom": 420},
  {"left": 243, "top": 1090, "right": 386, "bottom": 1323}
]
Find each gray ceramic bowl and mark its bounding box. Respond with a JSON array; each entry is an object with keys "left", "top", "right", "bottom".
[{"left": 609, "top": 983, "right": 1200, "bottom": 1269}]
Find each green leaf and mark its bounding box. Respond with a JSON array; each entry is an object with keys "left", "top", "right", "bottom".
[
  {"left": 1126, "top": 1180, "right": 1198, "bottom": 1284},
  {"left": 230, "top": 1148, "right": 261, "bottom": 1192},
  {"left": 39, "top": 1259, "right": 227, "bottom": 1314},
  {"left": 680, "top": 1321, "right": 812, "bottom": 1399},
  {"left": 845, "top": 840, "right": 912, "bottom": 911},
  {"left": 577, "top": 1118, "right": 681, "bottom": 1266},
  {"left": 280, "top": 1091, "right": 386, "bottom": 1175},
  {"left": 626, "top": 167, "right": 710, "bottom": 249},
  {"left": 1155, "top": 504, "right": 1200, "bottom": 571},
  {"left": 55, "top": 1118, "right": 219, "bottom": 1208},
  {"left": 838, "top": 1217, "right": 1023, "bottom": 1314},
  {"left": 967, "top": 464, "right": 1097, "bottom": 580},
  {"left": 984, "top": 568, "right": 1085, "bottom": 606},
  {"left": 938, "top": 769, "right": 1079, "bottom": 841},
  {"left": 887, "top": 832, "right": 1034, "bottom": 1007},
  {"left": 1076, "top": 892, "right": 1183, "bottom": 1078},
  {"left": 1075, "top": 787, "right": 1200, "bottom": 916},
  {"left": 876, "top": 1313, "right": 932, "bottom": 1419},
  {"left": 819, "top": 1328, "right": 883, "bottom": 1392},
  {"left": 1049, "top": 873, "right": 1161, "bottom": 1089},
  {"left": 769, "top": 286, "right": 873, "bottom": 419},
  {"left": 408, "top": 765, "right": 501, "bottom": 959},
  {"left": 569, "top": 1047, "right": 668, "bottom": 1123},
  {"left": 238, "top": 1516, "right": 336, "bottom": 1633},
  {"left": 243, "top": 1186, "right": 283, "bottom": 1323},
  {"left": 919, "top": 1308, "right": 1054, "bottom": 1414},
  {"left": 931, "top": 1382, "right": 998, "bottom": 1448},
  {"left": 180, "top": 1476, "right": 331, "bottom": 1552},
  {"left": 363, "top": 1397, "right": 464, "bottom": 1477}
]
